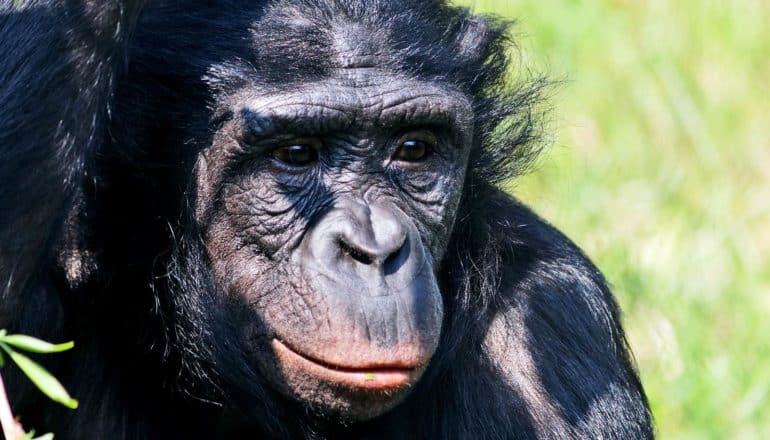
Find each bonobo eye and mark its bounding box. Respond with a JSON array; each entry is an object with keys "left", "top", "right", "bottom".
[
  {"left": 271, "top": 139, "right": 322, "bottom": 167},
  {"left": 393, "top": 130, "right": 436, "bottom": 163}
]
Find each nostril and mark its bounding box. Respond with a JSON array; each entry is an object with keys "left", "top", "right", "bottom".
[
  {"left": 338, "top": 239, "right": 375, "bottom": 265},
  {"left": 383, "top": 238, "right": 409, "bottom": 276}
]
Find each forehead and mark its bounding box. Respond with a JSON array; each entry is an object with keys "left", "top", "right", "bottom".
[
  {"left": 128, "top": 0, "right": 485, "bottom": 136},
  {"left": 194, "top": 1, "right": 468, "bottom": 90},
  {"left": 218, "top": 72, "right": 474, "bottom": 135},
  {"left": 206, "top": 8, "right": 475, "bottom": 130},
  {"left": 249, "top": 3, "right": 415, "bottom": 72}
]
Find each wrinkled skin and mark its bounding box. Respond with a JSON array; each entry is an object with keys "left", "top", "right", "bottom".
[{"left": 198, "top": 76, "right": 474, "bottom": 418}]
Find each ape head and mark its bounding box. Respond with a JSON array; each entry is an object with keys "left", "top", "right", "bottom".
[
  {"left": 198, "top": 79, "right": 468, "bottom": 419},
  {"left": 103, "top": 0, "right": 539, "bottom": 423}
]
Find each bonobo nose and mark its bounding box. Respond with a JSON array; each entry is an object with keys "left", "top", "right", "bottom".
[
  {"left": 336, "top": 202, "right": 409, "bottom": 272},
  {"left": 300, "top": 199, "right": 416, "bottom": 279},
  {"left": 297, "top": 197, "right": 442, "bottom": 352},
  {"left": 337, "top": 229, "right": 407, "bottom": 268}
]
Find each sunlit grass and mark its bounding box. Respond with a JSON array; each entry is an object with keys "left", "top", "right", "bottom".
[{"left": 456, "top": 0, "right": 770, "bottom": 437}]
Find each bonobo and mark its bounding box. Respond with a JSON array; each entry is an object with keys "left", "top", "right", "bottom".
[{"left": 0, "top": 0, "right": 653, "bottom": 438}]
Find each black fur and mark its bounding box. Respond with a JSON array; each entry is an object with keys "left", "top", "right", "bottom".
[{"left": 0, "top": 1, "right": 652, "bottom": 438}]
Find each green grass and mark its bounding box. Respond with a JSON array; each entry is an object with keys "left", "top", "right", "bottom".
[{"left": 455, "top": 0, "right": 770, "bottom": 437}]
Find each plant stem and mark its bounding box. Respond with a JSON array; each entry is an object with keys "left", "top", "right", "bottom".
[{"left": 0, "top": 371, "right": 25, "bottom": 440}]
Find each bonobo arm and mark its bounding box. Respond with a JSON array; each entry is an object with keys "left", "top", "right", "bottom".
[
  {"left": 481, "top": 193, "right": 654, "bottom": 438},
  {"left": 0, "top": 1, "right": 143, "bottom": 323}
]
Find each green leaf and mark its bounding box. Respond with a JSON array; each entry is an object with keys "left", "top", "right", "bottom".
[
  {"left": 0, "top": 329, "right": 6, "bottom": 337},
  {"left": 0, "top": 350, "right": 4, "bottom": 367},
  {"left": 0, "top": 335, "right": 74, "bottom": 354},
  {"left": 7, "top": 349, "right": 78, "bottom": 409},
  {"left": 19, "top": 430, "right": 53, "bottom": 440}
]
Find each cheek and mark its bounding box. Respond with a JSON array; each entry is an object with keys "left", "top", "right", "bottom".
[
  {"left": 254, "top": 266, "right": 329, "bottom": 334},
  {"left": 398, "top": 171, "right": 466, "bottom": 259},
  {"left": 218, "top": 174, "right": 315, "bottom": 255},
  {"left": 204, "top": 236, "right": 317, "bottom": 338}
]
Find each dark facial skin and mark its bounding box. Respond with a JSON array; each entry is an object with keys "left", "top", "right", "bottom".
[{"left": 193, "top": 72, "right": 474, "bottom": 420}]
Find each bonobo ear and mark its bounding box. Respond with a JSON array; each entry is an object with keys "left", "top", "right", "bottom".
[{"left": 456, "top": 15, "right": 492, "bottom": 63}]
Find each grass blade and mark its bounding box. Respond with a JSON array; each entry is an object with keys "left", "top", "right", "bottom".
[
  {"left": 7, "top": 350, "right": 78, "bottom": 409},
  {"left": 0, "top": 335, "right": 73, "bottom": 354}
]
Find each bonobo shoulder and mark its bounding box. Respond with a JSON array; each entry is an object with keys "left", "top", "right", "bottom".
[
  {"left": 482, "top": 188, "right": 625, "bottom": 359},
  {"left": 480, "top": 189, "right": 654, "bottom": 439},
  {"left": 484, "top": 189, "right": 602, "bottom": 269}
]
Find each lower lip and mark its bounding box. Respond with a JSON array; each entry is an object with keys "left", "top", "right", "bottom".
[{"left": 271, "top": 339, "right": 418, "bottom": 390}]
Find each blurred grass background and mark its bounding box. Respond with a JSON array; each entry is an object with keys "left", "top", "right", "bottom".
[{"left": 455, "top": 0, "right": 770, "bottom": 438}]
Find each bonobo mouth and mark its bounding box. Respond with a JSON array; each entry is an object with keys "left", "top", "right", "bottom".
[{"left": 271, "top": 339, "right": 422, "bottom": 390}]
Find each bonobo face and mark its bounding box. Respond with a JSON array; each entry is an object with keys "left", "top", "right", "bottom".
[{"left": 194, "top": 72, "right": 473, "bottom": 420}]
